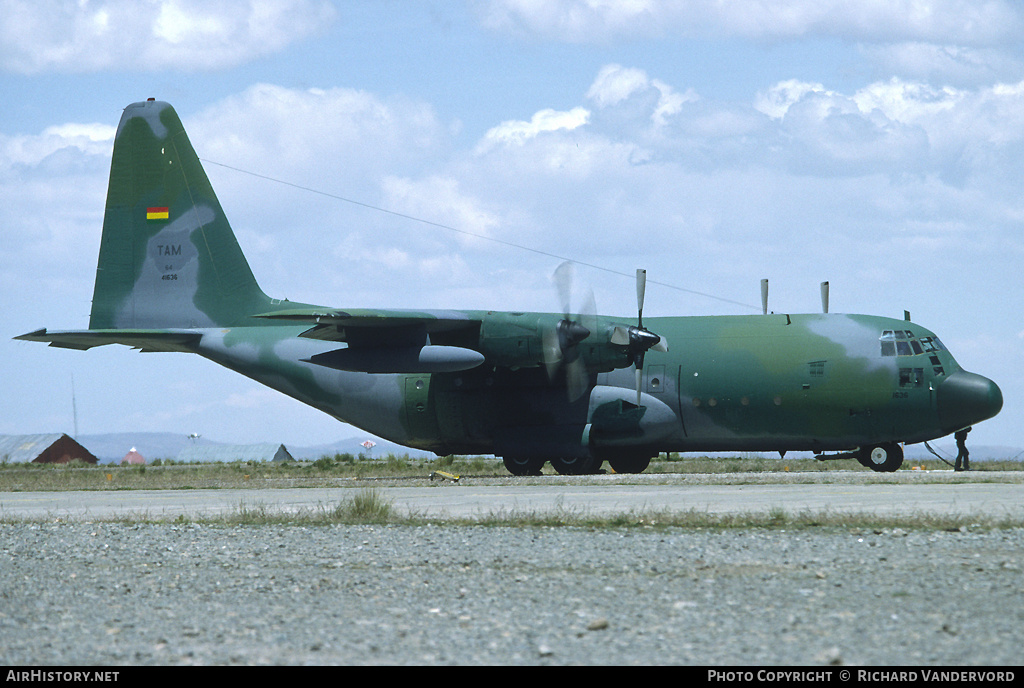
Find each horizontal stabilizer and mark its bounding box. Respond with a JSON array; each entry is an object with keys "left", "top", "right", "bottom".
[
  {"left": 305, "top": 345, "right": 484, "bottom": 373},
  {"left": 16, "top": 328, "right": 201, "bottom": 353}
]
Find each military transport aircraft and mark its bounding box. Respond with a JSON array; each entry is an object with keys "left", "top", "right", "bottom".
[{"left": 17, "top": 100, "right": 1003, "bottom": 475}]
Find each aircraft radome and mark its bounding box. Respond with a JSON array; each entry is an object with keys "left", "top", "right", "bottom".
[{"left": 17, "top": 100, "right": 1004, "bottom": 475}]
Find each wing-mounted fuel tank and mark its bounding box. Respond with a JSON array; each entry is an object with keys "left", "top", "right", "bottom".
[{"left": 306, "top": 344, "right": 484, "bottom": 373}]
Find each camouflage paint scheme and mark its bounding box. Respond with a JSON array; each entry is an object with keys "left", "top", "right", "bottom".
[{"left": 17, "top": 101, "right": 1003, "bottom": 475}]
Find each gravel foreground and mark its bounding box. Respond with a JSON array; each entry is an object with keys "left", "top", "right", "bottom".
[{"left": 2, "top": 523, "right": 1022, "bottom": 666}]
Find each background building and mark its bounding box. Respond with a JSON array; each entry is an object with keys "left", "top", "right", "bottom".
[{"left": 0, "top": 434, "right": 98, "bottom": 464}]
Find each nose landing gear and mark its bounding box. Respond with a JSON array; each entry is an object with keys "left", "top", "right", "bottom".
[{"left": 856, "top": 443, "right": 904, "bottom": 472}]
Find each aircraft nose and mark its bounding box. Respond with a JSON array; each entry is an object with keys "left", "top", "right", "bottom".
[{"left": 937, "top": 371, "right": 1003, "bottom": 432}]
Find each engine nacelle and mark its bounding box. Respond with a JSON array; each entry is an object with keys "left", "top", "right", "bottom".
[{"left": 477, "top": 312, "right": 632, "bottom": 372}]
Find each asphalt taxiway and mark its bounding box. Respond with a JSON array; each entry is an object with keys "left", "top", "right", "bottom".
[{"left": 2, "top": 471, "right": 1021, "bottom": 521}]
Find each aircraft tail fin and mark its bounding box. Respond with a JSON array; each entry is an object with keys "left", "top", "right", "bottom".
[{"left": 89, "top": 99, "right": 273, "bottom": 330}]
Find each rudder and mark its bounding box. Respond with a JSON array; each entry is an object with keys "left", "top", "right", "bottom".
[{"left": 89, "top": 100, "right": 272, "bottom": 330}]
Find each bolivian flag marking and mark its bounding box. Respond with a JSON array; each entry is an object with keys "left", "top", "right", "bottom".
[{"left": 146, "top": 207, "right": 169, "bottom": 221}]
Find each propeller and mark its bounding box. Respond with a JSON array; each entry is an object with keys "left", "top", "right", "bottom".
[
  {"left": 543, "top": 262, "right": 595, "bottom": 402},
  {"left": 611, "top": 269, "right": 669, "bottom": 406}
]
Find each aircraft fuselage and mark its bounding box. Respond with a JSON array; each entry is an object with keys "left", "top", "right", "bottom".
[{"left": 191, "top": 310, "right": 1002, "bottom": 468}]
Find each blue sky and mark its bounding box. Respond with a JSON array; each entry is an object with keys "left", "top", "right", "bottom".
[{"left": 1, "top": 0, "right": 1021, "bottom": 453}]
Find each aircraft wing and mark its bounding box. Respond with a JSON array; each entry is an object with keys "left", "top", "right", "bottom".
[
  {"left": 254, "top": 308, "right": 486, "bottom": 373},
  {"left": 15, "top": 328, "right": 201, "bottom": 353},
  {"left": 254, "top": 307, "right": 480, "bottom": 344}
]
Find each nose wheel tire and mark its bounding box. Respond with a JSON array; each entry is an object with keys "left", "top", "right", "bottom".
[{"left": 859, "top": 443, "right": 904, "bottom": 472}]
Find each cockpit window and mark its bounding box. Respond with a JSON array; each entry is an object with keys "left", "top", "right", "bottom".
[{"left": 880, "top": 331, "right": 945, "bottom": 357}]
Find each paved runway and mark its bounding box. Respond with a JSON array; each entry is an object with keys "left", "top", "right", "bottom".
[{"left": 2, "top": 473, "right": 1022, "bottom": 521}]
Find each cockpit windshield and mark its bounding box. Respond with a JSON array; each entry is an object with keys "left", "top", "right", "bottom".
[{"left": 879, "top": 330, "right": 946, "bottom": 358}]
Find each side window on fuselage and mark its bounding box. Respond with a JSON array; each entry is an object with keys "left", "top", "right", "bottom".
[{"left": 899, "top": 367, "right": 924, "bottom": 388}]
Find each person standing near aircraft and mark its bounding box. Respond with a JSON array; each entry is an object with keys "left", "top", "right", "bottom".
[{"left": 954, "top": 427, "right": 972, "bottom": 471}]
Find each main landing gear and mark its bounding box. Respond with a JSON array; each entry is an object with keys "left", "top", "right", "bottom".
[
  {"left": 501, "top": 454, "right": 654, "bottom": 476},
  {"left": 549, "top": 456, "right": 602, "bottom": 475},
  {"left": 502, "top": 456, "right": 545, "bottom": 476},
  {"left": 502, "top": 456, "right": 604, "bottom": 476},
  {"left": 605, "top": 454, "right": 652, "bottom": 474}
]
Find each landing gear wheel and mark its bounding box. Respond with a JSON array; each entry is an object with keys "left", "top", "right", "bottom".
[
  {"left": 859, "top": 443, "right": 904, "bottom": 473},
  {"left": 550, "top": 456, "right": 601, "bottom": 475},
  {"left": 503, "top": 456, "right": 545, "bottom": 476},
  {"left": 607, "top": 455, "right": 652, "bottom": 474}
]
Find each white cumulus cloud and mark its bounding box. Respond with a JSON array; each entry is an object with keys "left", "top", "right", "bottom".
[
  {"left": 0, "top": 122, "right": 115, "bottom": 169},
  {"left": 187, "top": 83, "right": 446, "bottom": 185},
  {"left": 586, "top": 64, "right": 698, "bottom": 130},
  {"left": 477, "top": 107, "right": 591, "bottom": 151},
  {"left": 0, "top": 0, "right": 336, "bottom": 73},
  {"left": 478, "top": 0, "right": 1024, "bottom": 44},
  {"left": 381, "top": 175, "right": 502, "bottom": 245}
]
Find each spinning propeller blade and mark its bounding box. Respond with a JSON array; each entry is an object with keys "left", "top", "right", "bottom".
[{"left": 543, "top": 262, "right": 593, "bottom": 402}]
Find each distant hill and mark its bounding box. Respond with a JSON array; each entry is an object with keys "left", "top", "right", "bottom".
[{"left": 77, "top": 432, "right": 434, "bottom": 463}]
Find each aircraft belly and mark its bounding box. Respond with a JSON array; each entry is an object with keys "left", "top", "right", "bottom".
[
  {"left": 196, "top": 329, "right": 411, "bottom": 445},
  {"left": 434, "top": 368, "right": 588, "bottom": 455}
]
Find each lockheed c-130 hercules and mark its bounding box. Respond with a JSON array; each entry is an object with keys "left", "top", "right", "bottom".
[{"left": 17, "top": 100, "right": 1003, "bottom": 475}]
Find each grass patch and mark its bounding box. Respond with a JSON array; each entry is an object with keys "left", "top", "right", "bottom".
[
  {"left": 335, "top": 487, "right": 394, "bottom": 523},
  {"left": 464, "top": 506, "right": 1024, "bottom": 531},
  {"left": 3, "top": 489, "right": 1022, "bottom": 530},
  {"left": 162, "top": 488, "right": 399, "bottom": 526},
  {"left": 0, "top": 453, "right": 461, "bottom": 492},
  {"left": 1, "top": 452, "right": 1020, "bottom": 493}
]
